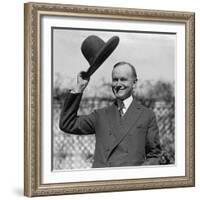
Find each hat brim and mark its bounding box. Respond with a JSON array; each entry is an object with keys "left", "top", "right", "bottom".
[{"left": 86, "top": 36, "right": 119, "bottom": 77}]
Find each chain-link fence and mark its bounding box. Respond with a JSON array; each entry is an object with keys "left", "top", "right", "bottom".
[{"left": 53, "top": 96, "right": 175, "bottom": 170}]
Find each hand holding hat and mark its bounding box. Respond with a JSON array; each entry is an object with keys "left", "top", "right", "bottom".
[{"left": 81, "top": 35, "right": 120, "bottom": 78}]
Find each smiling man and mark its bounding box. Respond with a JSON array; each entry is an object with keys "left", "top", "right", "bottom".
[
  {"left": 112, "top": 62, "right": 137, "bottom": 117},
  {"left": 59, "top": 61, "right": 161, "bottom": 168}
]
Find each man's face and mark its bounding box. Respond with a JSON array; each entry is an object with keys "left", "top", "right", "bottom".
[{"left": 112, "top": 64, "right": 136, "bottom": 100}]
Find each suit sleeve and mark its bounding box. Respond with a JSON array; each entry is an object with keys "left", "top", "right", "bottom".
[
  {"left": 59, "top": 92, "right": 96, "bottom": 135},
  {"left": 143, "top": 111, "right": 161, "bottom": 165}
]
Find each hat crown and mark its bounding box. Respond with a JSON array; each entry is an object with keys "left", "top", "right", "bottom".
[
  {"left": 80, "top": 35, "right": 119, "bottom": 77},
  {"left": 81, "top": 35, "right": 106, "bottom": 65}
]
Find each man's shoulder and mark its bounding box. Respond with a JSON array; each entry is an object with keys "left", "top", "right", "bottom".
[
  {"left": 134, "top": 100, "right": 155, "bottom": 115},
  {"left": 95, "top": 103, "right": 114, "bottom": 112}
]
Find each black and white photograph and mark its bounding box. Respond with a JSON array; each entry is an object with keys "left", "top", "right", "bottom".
[
  {"left": 53, "top": 28, "right": 175, "bottom": 170},
  {"left": 24, "top": 2, "right": 195, "bottom": 196}
]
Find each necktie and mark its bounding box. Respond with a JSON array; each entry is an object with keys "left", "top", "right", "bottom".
[{"left": 118, "top": 101, "right": 125, "bottom": 117}]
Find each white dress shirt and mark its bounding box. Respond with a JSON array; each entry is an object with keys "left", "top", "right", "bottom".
[{"left": 122, "top": 95, "right": 133, "bottom": 115}]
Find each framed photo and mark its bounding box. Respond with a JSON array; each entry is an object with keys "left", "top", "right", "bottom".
[{"left": 24, "top": 2, "right": 195, "bottom": 197}]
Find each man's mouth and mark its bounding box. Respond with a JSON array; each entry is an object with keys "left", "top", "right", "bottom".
[{"left": 115, "top": 86, "right": 125, "bottom": 92}]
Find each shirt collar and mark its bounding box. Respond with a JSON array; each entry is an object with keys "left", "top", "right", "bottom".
[{"left": 123, "top": 95, "right": 133, "bottom": 110}]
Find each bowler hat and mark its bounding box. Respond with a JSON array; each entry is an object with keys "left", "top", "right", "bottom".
[{"left": 81, "top": 35, "right": 119, "bottom": 77}]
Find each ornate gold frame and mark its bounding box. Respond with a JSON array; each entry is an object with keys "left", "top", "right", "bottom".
[{"left": 24, "top": 2, "right": 195, "bottom": 197}]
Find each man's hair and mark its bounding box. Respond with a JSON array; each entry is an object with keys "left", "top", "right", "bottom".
[{"left": 113, "top": 61, "right": 138, "bottom": 82}]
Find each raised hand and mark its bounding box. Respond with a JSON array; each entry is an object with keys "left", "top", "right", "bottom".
[{"left": 73, "top": 71, "right": 90, "bottom": 93}]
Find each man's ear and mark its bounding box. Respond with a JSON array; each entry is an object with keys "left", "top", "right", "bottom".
[{"left": 132, "top": 81, "right": 137, "bottom": 90}]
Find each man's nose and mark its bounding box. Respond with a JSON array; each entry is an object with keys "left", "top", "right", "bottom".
[{"left": 116, "top": 80, "right": 122, "bottom": 86}]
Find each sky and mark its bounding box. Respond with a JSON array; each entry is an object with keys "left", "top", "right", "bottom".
[{"left": 53, "top": 28, "right": 176, "bottom": 89}]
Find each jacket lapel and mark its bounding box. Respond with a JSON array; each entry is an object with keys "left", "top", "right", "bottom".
[
  {"left": 106, "top": 103, "right": 121, "bottom": 138},
  {"left": 106, "top": 99, "right": 144, "bottom": 160},
  {"left": 120, "top": 99, "right": 143, "bottom": 138}
]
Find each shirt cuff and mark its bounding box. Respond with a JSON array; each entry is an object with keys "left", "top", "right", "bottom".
[{"left": 70, "top": 88, "right": 82, "bottom": 94}]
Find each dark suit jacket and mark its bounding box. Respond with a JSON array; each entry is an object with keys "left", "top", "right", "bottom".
[{"left": 59, "top": 92, "right": 161, "bottom": 168}]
